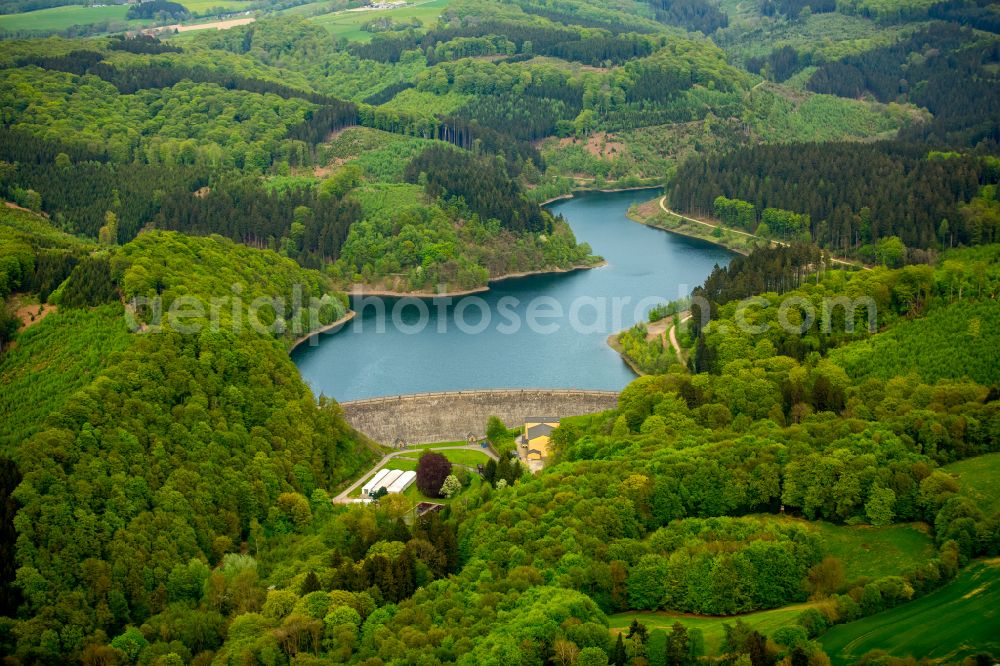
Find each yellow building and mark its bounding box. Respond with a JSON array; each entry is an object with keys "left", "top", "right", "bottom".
[{"left": 521, "top": 417, "right": 560, "bottom": 461}]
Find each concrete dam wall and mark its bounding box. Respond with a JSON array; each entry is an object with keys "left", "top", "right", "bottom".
[{"left": 340, "top": 389, "right": 620, "bottom": 446}]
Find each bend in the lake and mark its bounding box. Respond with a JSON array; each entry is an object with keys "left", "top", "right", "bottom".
[{"left": 292, "top": 189, "right": 735, "bottom": 402}]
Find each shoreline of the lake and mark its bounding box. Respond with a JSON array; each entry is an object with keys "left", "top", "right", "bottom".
[
  {"left": 626, "top": 198, "right": 753, "bottom": 257},
  {"left": 540, "top": 184, "right": 662, "bottom": 206},
  {"left": 342, "top": 261, "right": 607, "bottom": 299},
  {"left": 289, "top": 310, "right": 357, "bottom": 352},
  {"left": 606, "top": 332, "right": 646, "bottom": 377}
]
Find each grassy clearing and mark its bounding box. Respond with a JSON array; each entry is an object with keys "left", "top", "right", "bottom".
[
  {"left": 379, "top": 89, "right": 471, "bottom": 120},
  {"left": 821, "top": 560, "right": 1000, "bottom": 664},
  {"left": 431, "top": 448, "right": 491, "bottom": 466},
  {"left": 748, "top": 86, "right": 912, "bottom": 143},
  {"left": 392, "top": 450, "right": 491, "bottom": 468},
  {"left": 811, "top": 520, "right": 937, "bottom": 582},
  {"left": 540, "top": 120, "right": 738, "bottom": 184},
  {"left": 610, "top": 604, "right": 816, "bottom": 655},
  {"left": 401, "top": 468, "right": 482, "bottom": 505},
  {"left": 309, "top": 0, "right": 452, "bottom": 41},
  {"left": 942, "top": 453, "right": 1000, "bottom": 517},
  {"left": 0, "top": 4, "right": 135, "bottom": 32}
]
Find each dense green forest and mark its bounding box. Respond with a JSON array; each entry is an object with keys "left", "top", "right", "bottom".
[
  {"left": 1, "top": 0, "right": 1000, "bottom": 663},
  {"left": 0, "top": 208, "right": 375, "bottom": 661},
  {"left": 4, "top": 216, "right": 1000, "bottom": 664}
]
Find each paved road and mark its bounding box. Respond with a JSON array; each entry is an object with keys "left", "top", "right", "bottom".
[
  {"left": 658, "top": 197, "right": 864, "bottom": 269},
  {"left": 332, "top": 444, "right": 499, "bottom": 504}
]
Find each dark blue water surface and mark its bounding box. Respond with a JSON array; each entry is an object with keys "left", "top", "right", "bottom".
[{"left": 292, "top": 189, "right": 734, "bottom": 401}]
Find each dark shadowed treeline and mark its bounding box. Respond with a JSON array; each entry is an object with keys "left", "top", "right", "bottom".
[
  {"left": 155, "top": 179, "right": 362, "bottom": 267},
  {"left": 670, "top": 142, "right": 993, "bottom": 252},
  {"left": 644, "top": 0, "right": 729, "bottom": 34},
  {"left": 404, "top": 145, "right": 548, "bottom": 233}
]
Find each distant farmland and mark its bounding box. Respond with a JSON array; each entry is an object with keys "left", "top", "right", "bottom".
[
  {"left": 0, "top": 4, "right": 131, "bottom": 32},
  {"left": 309, "top": 0, "right": 453, "bottom": 41},
  {"left": 0, "top": 0, "right": 250, "bottom": 34}
]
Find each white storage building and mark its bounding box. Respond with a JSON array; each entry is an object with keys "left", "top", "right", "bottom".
[
  {"left": 378, "top": 469, "right": 405, "bottom": 490},
  {"left": 361, "top": 468, "right": 391, "bottom": 497},
  {"left": 385, "top": 470, "right": 416, "bottom": 494}
]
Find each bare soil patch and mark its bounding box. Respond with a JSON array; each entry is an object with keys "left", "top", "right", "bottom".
[{"left": 16, "top": 303, "right": 56, "bottom": 330}]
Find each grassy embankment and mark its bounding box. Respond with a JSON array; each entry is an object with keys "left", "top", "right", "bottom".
[
  {"left": 627, "top": 197, "right": 763, "bottom": 256},
  {"left": 821, "top": 560, "right": 1000, "bottom": 664}
]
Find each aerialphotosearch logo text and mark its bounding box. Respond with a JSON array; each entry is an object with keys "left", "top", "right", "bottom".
[{"left": 123, "top": 283, "right": 878, "bottom": 343}]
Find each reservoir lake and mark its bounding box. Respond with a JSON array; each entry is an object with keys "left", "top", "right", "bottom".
[{"left": 292, "top": 189, "right": 735, "bottom": 401}]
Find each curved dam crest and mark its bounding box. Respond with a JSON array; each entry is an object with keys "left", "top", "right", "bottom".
[{"left": 339, "top": 389, "right": 619, "bottom": 446}]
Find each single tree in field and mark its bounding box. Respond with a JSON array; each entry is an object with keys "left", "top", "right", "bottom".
[
  {"left": 806, "top": 556, "right": 845, "bottom": 599},
  {"left": 647, "top": 629, "right": 668, "bottom": 666},
  {"left": 613, "top": 633, "right": 627, "bottom": 666},
  {"left": 626, "top": 619, "right": 649, "bottom": 644},
  {"left": 667, "top": 622, "right": 689, "bottom": 666},
  {"left": 416, "top": 452, "right": 452, "bottom": 498},
  {"left": 440, "top": 474, "right": 461, "bottom": 499}
]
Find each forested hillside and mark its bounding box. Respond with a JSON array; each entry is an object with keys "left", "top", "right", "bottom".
[{"left": 0, "top": 213, "right": 375, "bottom": 659}]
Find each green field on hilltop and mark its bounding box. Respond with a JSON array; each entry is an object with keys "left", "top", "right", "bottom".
[
  {"left": 943, "top": 453, "right": 1000, "bottom": 516},
  {"left": 821, "top": 560, "right": 1000, "bottom": 664},
  {"left": 308, "top": 0, "right": 452, "bottom": 41},
  {"left": 0, "top": 4, "right": 134, "bottom": 32}
]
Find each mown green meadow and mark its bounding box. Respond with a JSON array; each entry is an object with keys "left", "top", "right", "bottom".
[
  {"left": 821, "top": 560, "right": 1000, "bottom": 664},
  {"left": 809, "top": 520, "right": 938, "bottom": 582},
  {"left": 409, "top": 448, "right": 491, "bottom": 467}
]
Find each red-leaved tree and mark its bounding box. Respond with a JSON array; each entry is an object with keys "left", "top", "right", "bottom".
[{"left": 416, "top": 452, "right": 452, "bottom": 498}]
